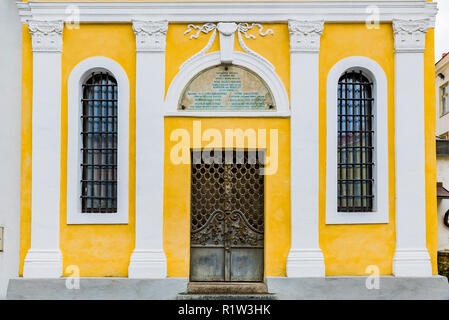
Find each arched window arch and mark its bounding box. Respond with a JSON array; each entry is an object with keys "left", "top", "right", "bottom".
[
  {"left": 326, "top": 56, "right": 388, "bottom": 225},
  {"left": 337, "top": 70, "right": 374, "bottom": 212},
  {"left": 81, "top": 72, "right": 118, "bottom": 213},
  {"left": 67, "top": 56, "right": 129, "bottom": 224}
]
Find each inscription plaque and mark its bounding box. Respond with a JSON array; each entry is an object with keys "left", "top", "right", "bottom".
[{"left": 179, "top": 65, "right": 275, "bottom": 111}]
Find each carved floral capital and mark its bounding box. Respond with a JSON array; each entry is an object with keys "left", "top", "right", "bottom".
[
  {"left": 132, "top": 20, "right": 168, "bottom": 52},
  {"left": 28, "top": 20, "right": 63, "bottom": 52},
  {"left": 393, "top": 19, "right": 430, "bottom": 53},
  {"left": 288, "top": 20, "right": 324, "bottom": 53}
]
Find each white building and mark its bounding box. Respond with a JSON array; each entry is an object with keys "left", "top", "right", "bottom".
[{"left": 0, "top": 0, "right": 22, "bottom": 299}]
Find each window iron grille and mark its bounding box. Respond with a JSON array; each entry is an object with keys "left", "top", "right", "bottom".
[
  {"left": 81, "top": 72, "right": 118, "bottom": 213},
  {"left": 337, "top": 70, "right": 374, "bottom": 212}
]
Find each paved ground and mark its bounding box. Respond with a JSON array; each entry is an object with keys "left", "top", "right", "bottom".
[{"left": 6, "top": 276, "right": 449, "bottom": 300}]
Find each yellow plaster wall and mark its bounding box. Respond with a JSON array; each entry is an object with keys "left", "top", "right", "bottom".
[
  {"left": 19, "top": 21, "right": 438, "bottom": 277},
  {"left": 163, "top": 118, "right": 291, "bottom": 277},
  {"left": 19, "top": 24, "right": 137, "bottom": 276},
  {"left": 318, "top": 23, "right": 396, "bottom": 275},
  {"left": 59, "top": 25, "right": 136, "bottom": 277},
  {"left": 318, "top": 24, "right": 437, "bottom": 275},
  {"left": 165, "top": 24, "right": 290, "bottom": 99},
  {"left": 425, "top": 28, "right": 438, "bottom": 274},
  {"left": 164, "top": 24, "right": 291, "bottom": 277},
  {"left": 19, "top": 25, "right": 32, "bottom": 276}
]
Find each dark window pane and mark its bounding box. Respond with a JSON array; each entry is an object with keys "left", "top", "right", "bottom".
[
  {"left": 337, "top": 71, "right": 374, "bottom": 212},
  {"left": 81, "top": 72, "right": 118, "bottom": 213}
]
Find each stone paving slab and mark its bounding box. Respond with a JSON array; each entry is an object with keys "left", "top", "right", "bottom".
[{"left": 6, "top": 276, "right": 449, "bottom": 300}]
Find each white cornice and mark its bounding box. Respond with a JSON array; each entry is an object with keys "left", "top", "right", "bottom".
[{"left": 17, "top": 1, "right": 437, "bottom": 25}]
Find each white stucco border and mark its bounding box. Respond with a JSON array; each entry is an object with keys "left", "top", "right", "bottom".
[
  {"left": 326, "top": 56, "right": 389, "bottom": 225},
  {"left": 164, "top": 51, "right": 290, "bottom": 117},
  {"left": 17, "top": 1, "right": 437, "bottom": 24},
  {"left": 67, "top": 56, "right": 129, "bottom": 224}
]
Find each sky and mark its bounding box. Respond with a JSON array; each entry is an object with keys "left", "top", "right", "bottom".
[{"left": 436, "top": 0, "right": 449, "bottom": 62}]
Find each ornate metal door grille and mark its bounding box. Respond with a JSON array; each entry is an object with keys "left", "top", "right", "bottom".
[{"left": 190, "top": 150, "right": 264, "bottom": 282}]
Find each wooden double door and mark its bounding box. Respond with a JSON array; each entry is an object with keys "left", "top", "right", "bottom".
[{"left": 189, "top": 150, "right": 264, "bottom": 282}]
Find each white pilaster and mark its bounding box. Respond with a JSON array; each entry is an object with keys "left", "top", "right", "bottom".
[
  {"left": 128, "top": 20, "right": 168, "bottom": 278},
  {"left": 23, "top": 20, "right": 63, "bottom": 278},
  {"left": 392, "top": 19, "right": 432, "bottom": 277},
  {"left": 286, "top": 20, "right": 325, "bottom": 277}
]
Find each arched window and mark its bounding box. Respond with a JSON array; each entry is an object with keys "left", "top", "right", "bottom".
[
  {"left": 81, "top": 72, "right": 118, "bottom": 213},
  {"left": 337, "top": 70, "right": 374, "bottom": 212}
]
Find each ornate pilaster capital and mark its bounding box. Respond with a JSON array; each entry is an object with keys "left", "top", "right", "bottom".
[
  {"left": 393, "top": 19, "right": 431, "bottom": 53},
  {"left": 28, "top": 20, "right": 63, "bottom": 52},
  {"left": 288, "top": 20, "right": 324, "bottom": 53},
  {"left": 132, "top": 20, "right": 168, "bottom": 52}
]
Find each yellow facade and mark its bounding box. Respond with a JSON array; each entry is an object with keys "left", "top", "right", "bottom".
[{"left": 19, "top": 6, "right": 438, "bottom": 276}]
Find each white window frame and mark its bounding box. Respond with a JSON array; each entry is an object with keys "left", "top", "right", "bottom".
[
  {"left": 326, "top": 56, "right": 389, "bottom": 225},
  {"left": 67, "top": 56, "right": 129, "bottom": 224}
]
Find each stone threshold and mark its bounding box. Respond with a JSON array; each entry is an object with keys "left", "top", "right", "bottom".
[
  {"left": 187, "top": 282, "right": 268, "bottom": 294},
  {"left": 177, "top": 293, "right": 277, "bottom": 300}
]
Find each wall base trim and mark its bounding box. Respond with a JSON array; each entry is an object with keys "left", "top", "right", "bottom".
[
  {"left": 128, "top": 249, "right": 167, "bottom": 278},
  {"left": 23, "top": 250, "right": 63, "bottom": 278},
  {"left": 286, "top": 249, "right": 325, "bottom": 277},
  {"left": 392, "top": 249, "right": 432, "bottom": 277}
]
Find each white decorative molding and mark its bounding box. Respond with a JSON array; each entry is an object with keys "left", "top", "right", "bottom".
[
  {"left": 287, "top": 250, "right": 325, "bottom": 277},
  {"left": 288, "top": 20, "right": 324, "bottom": 52},
  {"left": 393, "top": 19, "right": 431, "bottom": 53},
  {"left": 67, "top": 56, "right": 129, "bottom": 225},
  {"left": 17, "top": 1, "right": 438, "bottom": 24},
  {"left": 165, "top": 51, "right": 289, "bottom": 117},
  {"left": 236, "top": 23, "right": 273, "bottom": 68},
  {"left": 184, "top": 23, "right": 217, "bottom": 39},
  {"left": 393, "top": 249, "right": 432, "bottom": 277},
  {"left": 326, "top": 56, "right": 389, "bottom": 225},
  {"left": 28, "top": 20, "right": 63, "bottom": 52},
  {"left": 23, "top": 250, "right": 63, "bottom": 278},
  {"left": 132, "top": 20, "right": 168, "bottom": 52},
  {"left": 129, "top": 250, "right": 167, "bottom": 278},
  {"left": 184, "top": 22, "right": 273, "bottom": 68},
  {"left": 182, "top": 23, "right": 217, "bottom": 68}
]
